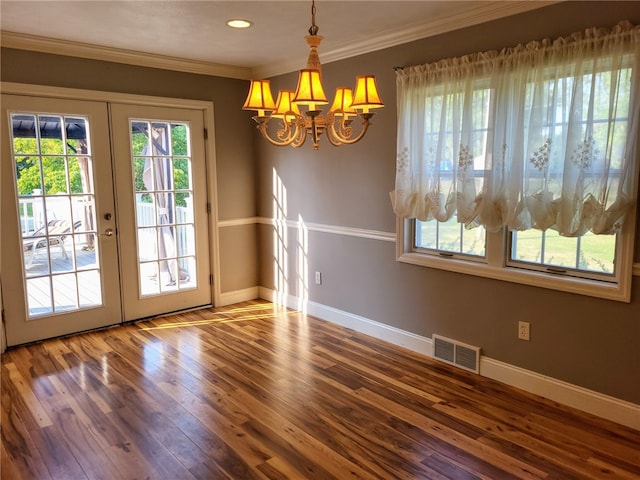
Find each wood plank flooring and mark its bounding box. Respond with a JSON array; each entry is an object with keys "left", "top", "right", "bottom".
[{"left": 2, "top": 300, "right": 639, "bottom": 479}]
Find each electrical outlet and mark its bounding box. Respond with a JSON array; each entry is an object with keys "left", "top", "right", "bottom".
[
  {"left": 315, "top": 271, "right": 322, "bottom": 285},
  {"left": 518, "top": 321, "right": 530, "bottom": 341}
]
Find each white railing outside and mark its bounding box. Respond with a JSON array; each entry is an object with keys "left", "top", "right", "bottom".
[
  {"left": 135, "top": 198, "right": 194, "bottom": 256},
  {"left": 19, "top": 195, "right": 194, "bottom": 256},
  {"left": 18, "top": 194, "right": 86, "bottom": 235}
]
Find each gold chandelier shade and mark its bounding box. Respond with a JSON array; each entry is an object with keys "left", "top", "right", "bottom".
[
  {"left": 242, "top": 79, "right": 276, "bottom": 116},
  {"left": 329, "top": 87, "right": 357, "bottom": 118},
  {"left": 293, "top": 69, "right": 328, "bottom": 111},
  {"left": 272, "top": 90, "right": 301, "bottom": 122},
  {"left": 351, "top": 76, "right": 384, "bottom": 113}
]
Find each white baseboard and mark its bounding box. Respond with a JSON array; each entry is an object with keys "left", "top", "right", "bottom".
[
  {"left": 480, "top": 357, "right": 640, "bottom": 431},
  {"left": 308, "top": 299, "right": 433, "bottom": 355},
  {"left": 218, "top": 287, "right": 260, "bottom": 307},
  {"left": 258, "top": 287, "right": 640, "bottom": 431}
]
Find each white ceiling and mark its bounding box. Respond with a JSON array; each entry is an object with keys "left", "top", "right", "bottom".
[{"left": 1, "top": 1, "right": 557, "bottom": 79}]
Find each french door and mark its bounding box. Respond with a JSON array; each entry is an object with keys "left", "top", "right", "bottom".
[
  {"left": 110, "top": 104, "right": 211, "bottom": 321},
  {"left": 1, "top": 95, "right": 212, "bottom": 346}
]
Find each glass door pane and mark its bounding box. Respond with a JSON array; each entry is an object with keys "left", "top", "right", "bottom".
[
  {"left": 12, "top": 113, "right": 102, "bottom": 317},
  {"left": 130, "top": 120, "right": 197, "bottom": 296}
]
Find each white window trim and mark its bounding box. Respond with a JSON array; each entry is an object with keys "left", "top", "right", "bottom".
[{"left": 396, "top": 211, "right": 636, "bottom": 302}]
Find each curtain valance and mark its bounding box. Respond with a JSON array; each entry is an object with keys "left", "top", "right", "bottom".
[{"left": 390, "top": 21, "right": 640, "bottom": 236}]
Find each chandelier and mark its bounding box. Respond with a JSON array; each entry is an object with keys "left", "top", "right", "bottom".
[{"left": 242, "top": 0, "right": 384, "bottom": 150}]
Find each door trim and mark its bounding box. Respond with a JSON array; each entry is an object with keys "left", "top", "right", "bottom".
[{"left": 0, "top": 82, "right": 222, "bottom": 308}]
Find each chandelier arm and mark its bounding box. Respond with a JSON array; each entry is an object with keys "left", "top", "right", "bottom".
[
  {"left": 275, "top": 117, "right": 300, "bottom": 142},
  {"left": 291, "top": 125, "right": 308, "bottom": 148},
  {"left": 333, "top": 116, "right": 354, "bottom": 140},
  {"left": 324, "top": 129, "right": 344, "bottom": 147},
  {"left": 253, "top": 117, "right": 304, "bottom": 147},
  {"left": 326, "top": 113, "right": 374, "bottom": 146}
]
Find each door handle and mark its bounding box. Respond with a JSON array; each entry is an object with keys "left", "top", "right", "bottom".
[{"left": 101, "top": 228, "right": 114, "bottom": 237}]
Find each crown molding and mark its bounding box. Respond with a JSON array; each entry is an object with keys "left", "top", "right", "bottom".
[
  {"left": 252, "top": 0, "right": 561, "bottom": 78},
  {"left": 1, "top": 31, "right": 253, "bottom": 80},
  {"left": 2, "top": 1, "right": 560, "bottom": 81}
]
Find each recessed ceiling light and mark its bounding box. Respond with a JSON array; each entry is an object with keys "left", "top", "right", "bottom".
[{"left": 227, "top": 19, "right": 253, "bottom": 29}]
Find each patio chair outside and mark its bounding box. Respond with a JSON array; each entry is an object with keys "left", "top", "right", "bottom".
[{"left": 23, "top": 219, "right": 77, "bottom": 269}]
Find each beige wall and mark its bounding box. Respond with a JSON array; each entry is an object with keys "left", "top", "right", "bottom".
[
  {"left": 0, "top": 49, "right": 260, "bottom": 296},
  {"left": 256, "top": 1, "right": 640, "bottom": 404}
]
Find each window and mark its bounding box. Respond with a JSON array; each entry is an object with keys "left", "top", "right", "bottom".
[
  {"left": 391, "top": 22, "right": 639, "bottom": 301},
  {"left": 415, "top": 219, "right": 486, "bottom": 258},
  {"left": 509, "top": 230, "right": 617, "bottom": 278}
]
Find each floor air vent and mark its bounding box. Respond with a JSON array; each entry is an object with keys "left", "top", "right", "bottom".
[{"left": 432, "top": 335, "right": 480, "bottom": 373}]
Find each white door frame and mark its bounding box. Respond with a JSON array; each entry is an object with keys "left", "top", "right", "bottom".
[{"left": 0, "top": 82, "right": 222, "bottom": 332}]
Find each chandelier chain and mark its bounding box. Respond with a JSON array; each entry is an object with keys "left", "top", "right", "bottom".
[{"left": 309, "top": 0, "right": 319, "bottom": 36}]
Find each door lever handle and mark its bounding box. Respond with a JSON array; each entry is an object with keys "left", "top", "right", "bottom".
[{"left": 101, "top": 228, "right": 114, "bottom": 237}]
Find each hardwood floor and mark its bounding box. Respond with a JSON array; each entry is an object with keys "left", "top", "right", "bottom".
[{"left": 2, "top": 300, "right": 639, "bottom": 479}]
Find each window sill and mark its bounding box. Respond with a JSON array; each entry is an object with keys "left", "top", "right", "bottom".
[{"left": 397, "top": 251, "right": 631, "bottom": 302}]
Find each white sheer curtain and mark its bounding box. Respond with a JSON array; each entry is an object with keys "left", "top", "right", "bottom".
[{"left": 391, "top": 21, "right": 640, "bottom": 236}]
